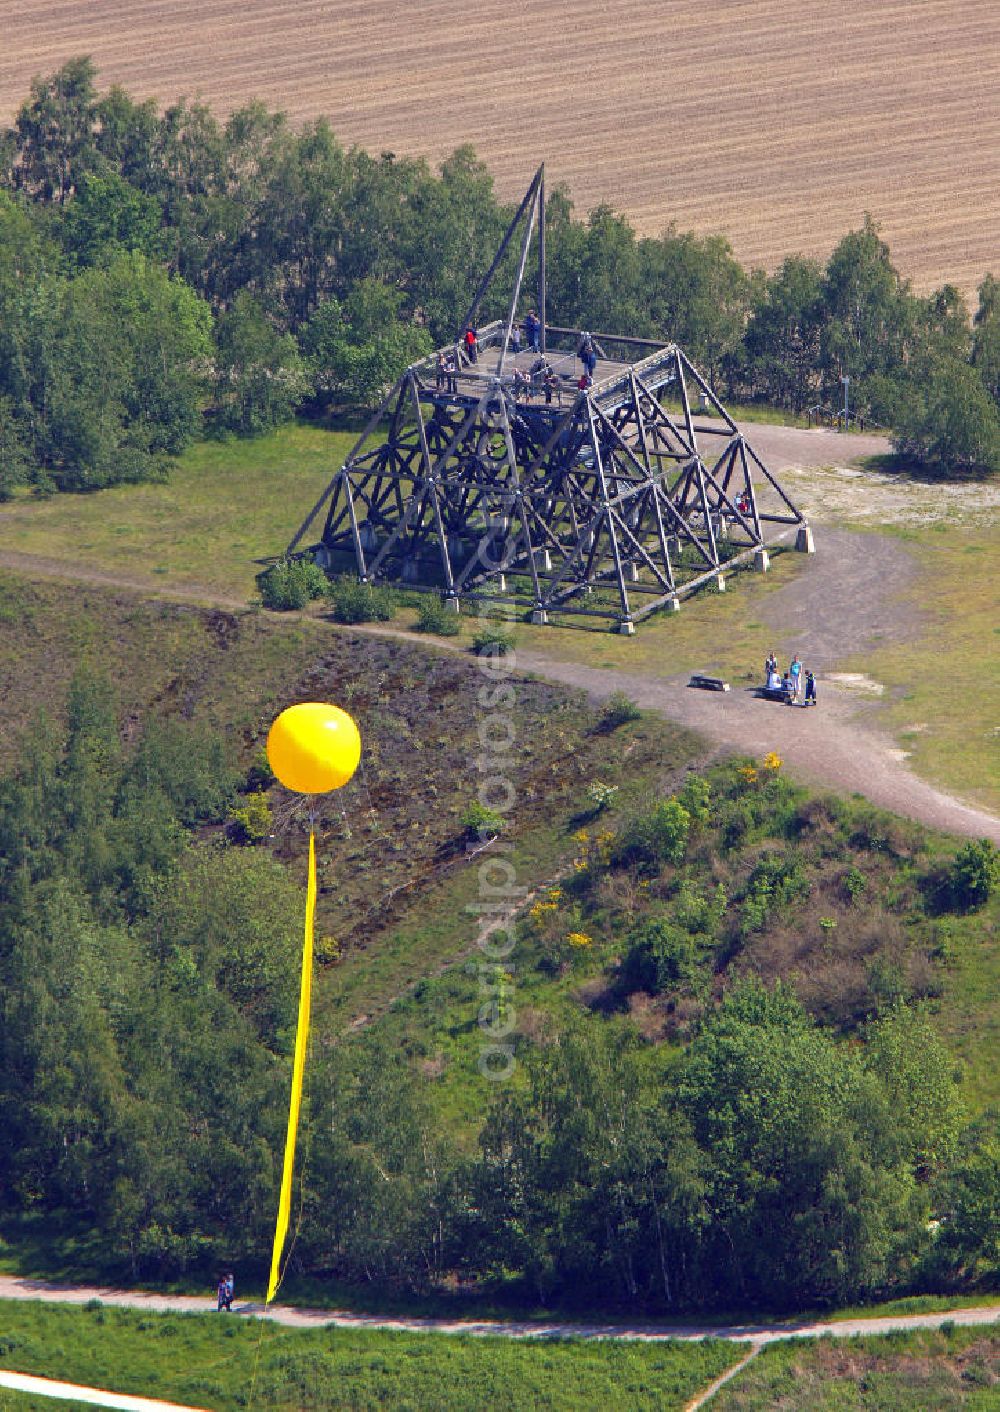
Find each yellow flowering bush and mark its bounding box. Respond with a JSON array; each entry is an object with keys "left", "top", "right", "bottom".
[
  {"left": 567, "top": 931, "right": 593, "bottom": 949},
  {"left": 763, "top": 752, "right": 783, "bottom": 773}
]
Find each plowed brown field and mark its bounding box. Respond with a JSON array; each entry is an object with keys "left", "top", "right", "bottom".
[{"left": 2, "top": 1, "right": 998, "bottom": 300}]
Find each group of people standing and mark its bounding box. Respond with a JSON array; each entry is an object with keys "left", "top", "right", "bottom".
[
  {"left": 436, "top": 316, "right": 597, "bottom": 400},
  {"left": 765, "top": 651, "right": 817, "bottom": 706}
]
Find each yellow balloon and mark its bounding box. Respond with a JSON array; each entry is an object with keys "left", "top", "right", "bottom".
[{"left": 267, "top": 702, "right": 361, "bottom": 794}]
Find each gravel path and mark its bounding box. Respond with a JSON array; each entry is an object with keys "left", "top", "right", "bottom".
[{"left": 0, "top": 1274, "right": 996, "bottom": 1346}]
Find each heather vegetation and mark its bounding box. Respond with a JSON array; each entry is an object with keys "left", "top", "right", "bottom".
[{"left": 0, "top": 57, "right": 998, "bottom": 497}]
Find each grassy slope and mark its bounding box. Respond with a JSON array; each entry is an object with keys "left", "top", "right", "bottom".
[
  {"left": 715, "top": 1326, "right": 1000, "bottom": 1410},
  {"left": 0, "top": 1303, "right": 738, "bottom": 1412}
]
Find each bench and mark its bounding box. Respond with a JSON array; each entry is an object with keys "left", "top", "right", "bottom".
[{"left": 688, "top": 673, "right": 730, "bottom": 692}]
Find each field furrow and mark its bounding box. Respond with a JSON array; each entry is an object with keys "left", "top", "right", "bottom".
[{"left": 2, "top": 0, "right": 998, "bottom": 298}]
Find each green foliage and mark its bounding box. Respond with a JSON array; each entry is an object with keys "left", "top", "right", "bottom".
[
  {"left": 213, "top": 291, "right": 307, "bottom": 435},
  {"left": 949, "top": 839, "right": 999, "bottom": 910},
  {"left": 0, "top": 1301, "right": 740, "bottom": 1412},
  {"left": 257, "top": 556, "right": 327, "bottom": 610},
  {"left": 0, "top": 670, "right": 293, "bottom": 1273},
  {"left": 61, "top": 170, "right": 164, "bottom": 267},
  {"left": 460, "top": 800, "right": 505, "bottom": 840},
  {"left": 301, "top": 281, "right": 433, "bottom": 410},
  {"left": 227, "top": 790, "right": 273, "bottom": 844},
  {"left": 325, "top": 576, "right": 397, "bottom": 623},
  {"left": 889, "top": 353, "right": 1000, "bottom": 477},
  {"left": 472, "top": 624, "right": 516, "bottom": 656},
  {"left": 615, "top": 797, "right": 691, "bottom": 868},
  {"left": 678, "top": 773, "right": 712, "bottom": 829},
  {"left": 413, "top": 597, "right": 461, "bottom": 636},
  {"left": 598, "top": 690, "right": 642, "bottom": 729},
  {"left": 739, "top": 850, "right": 809, "bottom": 936}
]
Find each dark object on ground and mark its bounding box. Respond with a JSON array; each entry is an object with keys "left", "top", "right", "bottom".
[
  {"left": 757, "top": 682, "right": 793, "bottom": 702},
  {"left": 689, "top": 674, "right": 730, "bottom": 692}
]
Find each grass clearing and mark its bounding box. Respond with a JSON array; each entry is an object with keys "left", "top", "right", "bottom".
[
  {"left": 714, "top": 1326, "right": 1000, "bottom": 1410},
  {"left": 0, "top": 1301, "right": 739, "bottom": 1412},
  {"left": 0, "top": 424, "right": 355, "bottom": 600}
]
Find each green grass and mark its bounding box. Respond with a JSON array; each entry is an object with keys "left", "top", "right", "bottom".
[
  {"left": 0, "top": 423, "right": 355, "bottom": 599},
  {"left": 715, "top": 1326, "right": 1000, "bottom": 1410},
  {"left": 841, "top": 523, "right": 999, "bottom": 813},
  {"left": 0, "top": 1302, "right": 739, "bottom": 1412}
]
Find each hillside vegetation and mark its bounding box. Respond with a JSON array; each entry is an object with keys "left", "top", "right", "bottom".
[{"left": 0, "top": 572, "right": 996, "bottom": 1319}]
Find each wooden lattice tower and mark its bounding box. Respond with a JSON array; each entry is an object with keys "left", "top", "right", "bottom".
[{"left": 289, "top": 167, "right": 813, "bottom": 632}]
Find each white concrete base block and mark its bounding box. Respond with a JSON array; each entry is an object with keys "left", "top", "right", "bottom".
[
  {"left": 754, "top": 548, "right": 770, "bottom": 573},
  {"left": 716, "top": 575, "right": 727, "bottom": 592},
  {"left": 796, "top": 525, "right": 815, "bottom": 553},
  {"left": 618, "top": 620, "right": 636, "bottom": 636},
  {"left": 628, "top": 563, "right": 640, "bottom": 583},
  {"left": 534, "top": 548, "right": 552, "bottom": 571},
  {"left": 495, "top": 574, "right": 507, "bottom": 592},
  {"left": 531, "top": 609, "right": 548, "bottom": 625},
  {"left": 444, "top": 596, "right": 460, "bottom": 613},
  {"left": 666, "top": 598, "right": 681, "bottom": 613}
]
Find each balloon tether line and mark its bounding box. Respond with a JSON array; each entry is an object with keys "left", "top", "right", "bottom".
[{"left": 265, "top": 807, "right": 318, "bottom": 1306}]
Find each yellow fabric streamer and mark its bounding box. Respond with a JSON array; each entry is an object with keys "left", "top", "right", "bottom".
[{"left": 266, "top": 829, "right": 316, "bottom": 1304}]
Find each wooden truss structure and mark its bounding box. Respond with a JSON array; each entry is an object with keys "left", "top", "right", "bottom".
[{"left": 290, "top": 167, "right": 812, "bottom": 632}]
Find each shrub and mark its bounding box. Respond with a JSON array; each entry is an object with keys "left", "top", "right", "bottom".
[
  {"left": 244, "top": 747, "right": 275, "bottom": 792},
  {"left": 227, "top": 791, "right": 273, "bottom": 844},
  {"left": 678, "top": 774, "right": 712, "bottom": 829},
  {"left": 472, "top": 624, "right": 516, "bottom": 655},
  {"left": 461, "top": 800, "right": 505, "bottom": 840},
  {"left": 615, "top": 798, "right": 691, "bottom": 868},
  {"left": 326, "top": 576, "right": 397, "bottom": 624},
  {"left": 949, "top": 838, "right": 999, "bottom": 910},
  {"left": 621, "top": 917, "right": 699, "bottom": 994},
  {"left": 413, "top": 597, "right": 461, "bottom": 636},
  {"left": 257, "top": 558, "right": 327, "bottom": 610},
  {"left": 598, "top": 690, "right": 642, "bottom": 729}
]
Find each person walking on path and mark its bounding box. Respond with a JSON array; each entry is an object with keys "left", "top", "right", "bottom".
[
  {"left": 224, "top": 1274, "right": 234, "bottom": 1311},
  {"left": 789, "top": 655, "right": 802, "bottom": 702},
  {"left": 216, "top": 1277, "right": 228, "bottom": 1312},
  {"left": 510, "top": 322, "right": 522, "bottom": 354},
  {"left": 578, "top": 332, "right": 597, "bottom": 379},
  {"left": 464, "top": 326, "right": 478, "bottom": 365},
  {"left": 804, "top": 670, "right": 817, "bottom": 706}
]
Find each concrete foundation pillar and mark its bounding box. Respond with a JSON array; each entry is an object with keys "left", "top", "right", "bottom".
[
  {"left": 666, "top": 597, "right": 681, "bottom": 613},
  {"left": 796, "top": 525, "right": 815, "bottom": 554},
  {"left": 444, "top": 595, "right": 460, "bottom": 613},
  {"left": 628, "top": 562, "right": 640, "bottom": 583},
  {"left": 716, "top": 574, "right": 727, "bottom": 592},
  {"left": 617, "top": 620, "right": 636, "bottom": 636},
  {"left": 534, "top": 548, "right": 552, "bottom": 571},
  {"left": 754, "top": 548, "right": 770, "bottom": 573},
  {"left": 495, "top": 574, "right": 508, "bottom": 593},
  {"left": 530, "top": 609, "right": 549, "bottom": 625}
]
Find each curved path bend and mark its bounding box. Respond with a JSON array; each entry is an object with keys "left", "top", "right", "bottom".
[{"left": 517, "top": 651, "right": 1000, "bottom": 845}]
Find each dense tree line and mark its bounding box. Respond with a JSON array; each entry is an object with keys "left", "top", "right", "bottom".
[
  {"left": 1, "top": 676, "right": 995, "bottom": 1309},
  {"left": 0, "top": 58, "right": 998, "bottom": 488}
]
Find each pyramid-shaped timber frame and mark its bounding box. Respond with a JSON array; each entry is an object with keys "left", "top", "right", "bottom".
[{"left": 289, "top": 167, "right": 813, "bottom": 633}]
